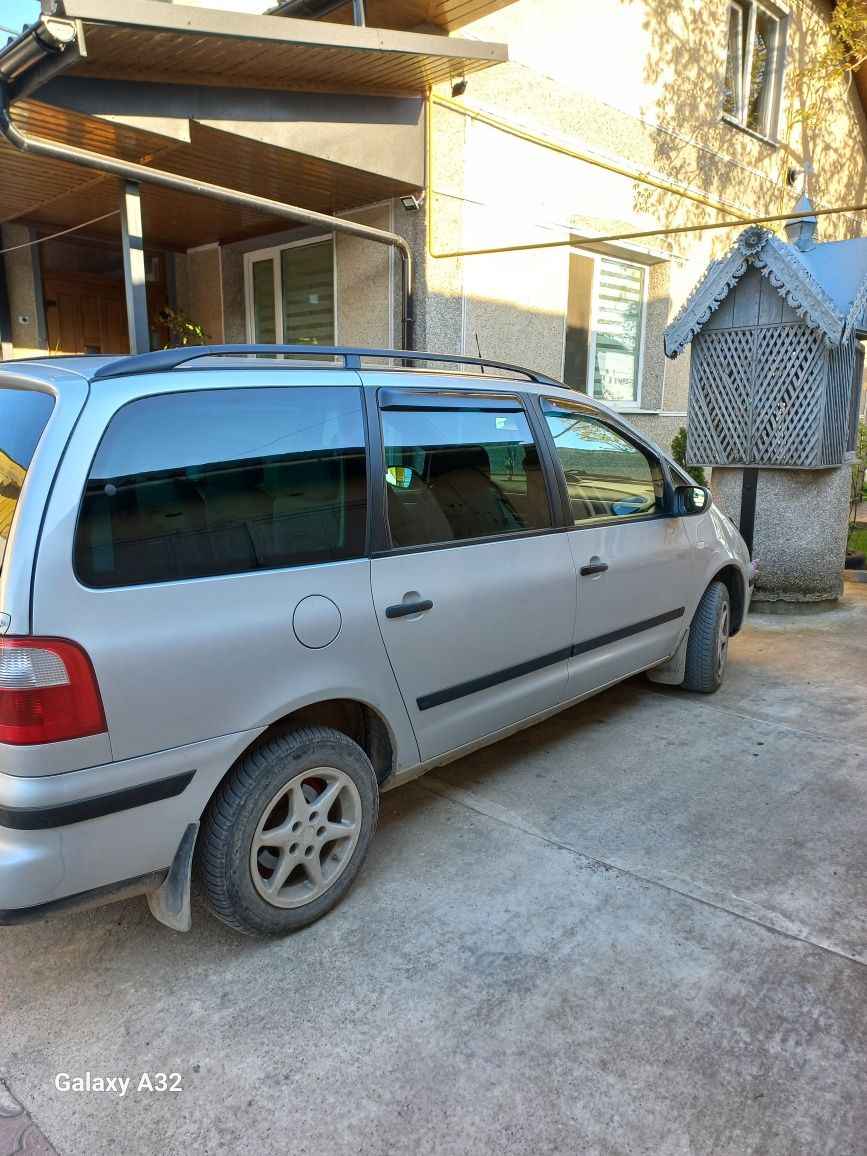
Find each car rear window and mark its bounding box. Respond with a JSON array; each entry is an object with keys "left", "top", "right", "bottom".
[
  {"left": 0, "top": 388, "right": 55, "bottom": 570},
  {"left": 74, "top": 386, "right": 368, "bottom": 587}
]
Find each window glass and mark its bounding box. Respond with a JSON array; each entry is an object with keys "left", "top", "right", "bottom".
[
  {"left": 0, "top": 389, "right": 54, "bottom": 572},
  {"left": 381, "top": 403, "right": 551, "bottom": 548},
  {"left": 543, "top": 408, "right": 663, "bottom": 525},
  {"left": 75, "top": 387, "right": 367, "bottom": 587},
  {"left": 722, "top": 1, "right": 782, "bottom": 137},
  {"left": 564, "top": 251, "right": 648, "bottom": 406},
  {"left": 281, "top": 240, "right": 335, "bottom": 347},
  {"left": 246, "top": 238, "right": 335, "bottom": 347},
  {"left": 593, "top": 257, "right": 645, "bottom": 404},
  {"left": 748, "top": 7, "right": 779, "bottom": 133},
  {"left": 722, "top": 3, "right": 745, "bottom": 119}
]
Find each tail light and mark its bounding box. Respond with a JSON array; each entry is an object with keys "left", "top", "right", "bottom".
[{"left": 0, "top": 637, "right": 107, "bottom": 745}]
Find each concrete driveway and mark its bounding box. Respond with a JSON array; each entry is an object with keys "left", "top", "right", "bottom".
[{"left": 2, "top": 587, "right": 866, "bottom": 1156}]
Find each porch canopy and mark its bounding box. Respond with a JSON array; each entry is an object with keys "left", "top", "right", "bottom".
[{"left": 0, "top": 0, "right": 509, "bottom": 250}]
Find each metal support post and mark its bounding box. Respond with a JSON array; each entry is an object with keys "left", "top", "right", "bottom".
[{"left": 120, "top": 179, "right": 150, "bottom": 354}]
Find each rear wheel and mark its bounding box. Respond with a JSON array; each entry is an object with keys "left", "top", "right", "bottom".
[
  {"left": 197, "top": 725, "right": 378, "bottom": 935},
  {"left": 682, "top": 580, "right": 730, "bottom": 693}
]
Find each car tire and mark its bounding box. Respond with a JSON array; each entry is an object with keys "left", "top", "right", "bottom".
[
  {"left": 196, "top": 725, "right": 379, "bottom": 936},
  {"left": 681, "top": 580, "right": 730, "bottom": 694}
]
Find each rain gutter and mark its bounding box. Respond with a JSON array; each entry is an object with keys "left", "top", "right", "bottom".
[{"left": 0, "top": 14, "right": 83, "bottom": 101}]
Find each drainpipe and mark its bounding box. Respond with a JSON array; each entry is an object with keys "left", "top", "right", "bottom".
[{"left": 0, "top": 83, "right": 414, "bottom": 350}]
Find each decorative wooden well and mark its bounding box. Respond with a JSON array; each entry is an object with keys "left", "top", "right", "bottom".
[{"left": 665, "top": 219, "right": 867, "bottom": 604}]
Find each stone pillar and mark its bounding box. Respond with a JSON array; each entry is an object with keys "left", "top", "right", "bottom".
[
  {"left": 712, "top": 466, "right": 850, "bottom": 604},
  {"left": 1, "top": 223, "right": 46, "bottom": 358}
]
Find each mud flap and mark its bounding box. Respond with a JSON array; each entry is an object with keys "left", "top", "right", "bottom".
[
  {"left": 646, "top": 628, "right": 690, "bottom": 686},
  {"left": 146, "top": 822, "right": 198, "bottom": 932}
]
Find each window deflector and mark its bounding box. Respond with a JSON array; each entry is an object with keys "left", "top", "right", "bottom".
[{"left": 377, "top": 389, "right": 523, "bottom": 412}]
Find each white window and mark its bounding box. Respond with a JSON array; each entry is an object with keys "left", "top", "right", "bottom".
[
  {"left": 723, "top": 0, "right": 786, "bottom": 139},
  {"left": 590, "top": 256, "right": 646, "bottom": 407},
  {"left": 244, "top": 236, "right": 335, "bottom": 346},
  {"left": 565, "top": 252, "right": 647, "bottom": 408}
]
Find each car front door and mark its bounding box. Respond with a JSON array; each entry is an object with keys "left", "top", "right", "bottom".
[
  {"left": 368, "top": 384, "right": 577, "bottom": 763},
  {"left": 540, "top": 398, "right": 693, "bottom": 698}
]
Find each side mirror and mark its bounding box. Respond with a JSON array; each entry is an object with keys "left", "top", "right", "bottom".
[{"left": 674, "top": 484, "right": 711, "bottom": 516}]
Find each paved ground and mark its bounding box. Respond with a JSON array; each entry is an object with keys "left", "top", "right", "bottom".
[{"left": 1, "top": 587, "right": 866, "bottom": 1156}]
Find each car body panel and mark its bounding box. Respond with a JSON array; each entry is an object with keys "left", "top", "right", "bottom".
[
  {"left": 565, "top": 515, "right": 694, "bottom": 697},
  {"left": 371, "top": 532, "right": 577, "bottom": 762},
  {"left": 0, "top": 730, "right": 257, "bottom": 911}
]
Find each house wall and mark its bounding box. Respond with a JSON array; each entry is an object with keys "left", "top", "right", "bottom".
[
  {"left": 335, "top": 203, "right": 394, "bottom": 349},
  {"left": 176, "top": 245, "right": 225, "bottom": 344},
  {"left": 422, "top": 0, "right": 867, "bottom": 452}
]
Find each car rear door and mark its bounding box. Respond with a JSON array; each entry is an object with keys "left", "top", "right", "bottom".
[
  {"left": 539, "top": 397, "right": 693, "bottom": 698},
  {"left": 368, "top": 381, "right": 577, "bottom": 763}
]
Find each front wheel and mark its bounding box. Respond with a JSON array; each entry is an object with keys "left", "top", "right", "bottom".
[
  {"left": 196, "top": 725, "right": 379, "bottom": 935},
  {"left": 681, "top": 580, "right": 730, "bottom": 693}
]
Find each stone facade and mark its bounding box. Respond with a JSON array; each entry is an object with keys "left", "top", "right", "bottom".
[{"left": 713, "top": 466, "right": 851, "bottom": 603}]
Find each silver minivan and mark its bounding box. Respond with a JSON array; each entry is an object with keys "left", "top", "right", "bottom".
[{"left": 0, "top": 346, "right": 754, "bottom": 936}]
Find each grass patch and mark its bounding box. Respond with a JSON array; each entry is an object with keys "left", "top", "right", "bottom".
[{"left": 849, "top": 527, "right": 867, "bottom": 555}]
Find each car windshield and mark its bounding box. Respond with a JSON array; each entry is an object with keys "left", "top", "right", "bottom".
[{"left": 0, "top": 387, "right": 54, "bottom": 571}]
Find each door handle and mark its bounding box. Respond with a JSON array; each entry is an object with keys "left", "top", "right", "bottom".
[
  {"left": 580, "top": 560, "right": 609, "bottom": 576},
  {"left": 385, "top": 599, "right": 434, "bottom": 619}
]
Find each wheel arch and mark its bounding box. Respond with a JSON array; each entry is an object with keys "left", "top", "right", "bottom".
[
  {"left": 710, "top": 564, "right": 746, "bottom": 635},
  {"left": 203, "top": 699, "right": 397, "bottom": 810}
]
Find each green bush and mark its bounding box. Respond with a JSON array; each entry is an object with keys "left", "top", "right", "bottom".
[
  {"left": 670, "top": 427, "right": 708, "bottom": 487},
  {"left": 849, "top": 421, "right": 867, "bottom": 552}
]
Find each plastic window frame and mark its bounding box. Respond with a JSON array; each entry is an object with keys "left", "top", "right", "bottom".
[
  {"left": 578, "top": 250, "right": 649, "bottom": 411},
  {"left": 721, "top": 0, "right": 788, "bottom": 143},
  {"left": 243, "top": 234, "right": 338, "bottom": 348}
]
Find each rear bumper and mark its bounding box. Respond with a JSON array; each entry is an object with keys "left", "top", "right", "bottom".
[
  {"left": 0, "top": 872, "right": 167, "bottom": 925},
  {"left": 0, "top": 728, "right": 259, "bottom": 919},
  {"left": 0, "top": 770, "right": 195, "bottom": 829}
]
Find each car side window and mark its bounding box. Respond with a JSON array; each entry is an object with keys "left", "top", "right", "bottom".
[
  {"left": 542, "top": 405, "right": 663, "bottom": 525},
  {"left": 380, "top": 400, "right": 552, "bottom": 548},
  {"left": 75, "top": 386, "right": 367, "bottom": 587}
]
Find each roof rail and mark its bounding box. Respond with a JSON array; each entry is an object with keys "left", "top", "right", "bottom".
[{"left": 90, "top": 344, "right": 563, "bottom": 386}]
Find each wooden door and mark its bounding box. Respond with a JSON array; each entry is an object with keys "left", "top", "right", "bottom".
[{"left": 44, "top": 272, "right": 130, "bottom": 355}]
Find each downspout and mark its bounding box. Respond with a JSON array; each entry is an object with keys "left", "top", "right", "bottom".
[{"left": 0, "top": 84, "right": 414, "bottom": 350}]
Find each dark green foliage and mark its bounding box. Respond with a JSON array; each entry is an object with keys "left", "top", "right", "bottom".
[{"left": 671, "top": 427, "right": 708, "bottom": 487}]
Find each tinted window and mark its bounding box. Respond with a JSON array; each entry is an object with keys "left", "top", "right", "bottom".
[
  {"left": 381, "top": 403, "right": 551, "bottom": 547},
  {"left": 75, "top": 387, "right": 367, "bottom": 587},
  {"left": 543, "top": 408, "right": 663, "bottom": 524},
  {"left": 0, "top": 388, "right": 54, "bottom": 571}
]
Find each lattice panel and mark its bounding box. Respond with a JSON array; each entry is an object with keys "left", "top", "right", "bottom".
[
  {"left": 688, "top": 329, "right": 754, "bottom": 465},
  {"left": 825, "top": 342, "right": 858, "bottom": 463},
  {"left": 748, "top": 325, "right": 825, "bottom": 467},
  {"left": 687, "top": 324, "right": 842, "bottom": 467}
]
